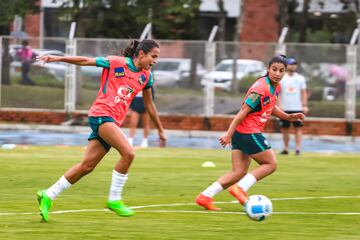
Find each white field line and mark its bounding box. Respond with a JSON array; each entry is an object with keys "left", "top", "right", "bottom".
[{"left": 1, "top": 195, "right": 360, "bottom": 217}]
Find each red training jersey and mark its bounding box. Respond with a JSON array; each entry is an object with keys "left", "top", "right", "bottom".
[
  {"left": 236, "top": 76, "right": 280, "bottom": 134},
  {"left": 88, "top": 56, "right": 151, "bottom": 126}
]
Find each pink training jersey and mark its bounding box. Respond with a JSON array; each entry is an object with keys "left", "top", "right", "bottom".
[
  {"left": 88, "top": 56, "right": 150, "bottom": 126},
  {"left": 236, "top": 76, "right": 280, "bottom": 134}
]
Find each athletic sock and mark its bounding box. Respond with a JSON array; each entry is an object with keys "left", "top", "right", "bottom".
[
  {"left": 140, "top": 138, "right": 148, "bottom": 148},
  {"left": 128, "top": 137, "right": 134, "bottom": 146},
  {"left": 202, "top": 181, "right": 223, "bottom": 198},
  {"left": 237, "top": 173, "right": 257, "bottom": 192},
  {"left": 108, "top": 170, "right": 128, "bottom": 201},
  {"left": 45, "top": 175, "right": 72, "bottom": 200}
]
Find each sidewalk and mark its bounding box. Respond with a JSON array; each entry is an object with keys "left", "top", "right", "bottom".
[{"left": 0, "top": 123, "right": 359, "bottom": 153}]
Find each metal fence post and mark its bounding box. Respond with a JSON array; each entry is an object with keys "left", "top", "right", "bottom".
[
  {"left": 276, "top": 27, "right": 288, "bottom": 55},
  {"left": 65, "top": 22, "right": 76, "bottom": 113},
  {"left": 345, "top": 36, "right": 357, "bottom": 133},
  {"left": 204, "top": 25, "right": 218, "bottom": 116}
]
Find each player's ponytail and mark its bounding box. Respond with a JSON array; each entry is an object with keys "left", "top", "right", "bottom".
[
  {"left": 122, "top": 40, "right": 140, "bottom": 58},
  {"left": 121, "top": 39, "right": 159, "bottom": 58}
]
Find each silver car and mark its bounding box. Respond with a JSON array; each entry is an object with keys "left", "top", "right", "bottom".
[{"left": 152, "top": 58, "right": 206, "bottom": 87}]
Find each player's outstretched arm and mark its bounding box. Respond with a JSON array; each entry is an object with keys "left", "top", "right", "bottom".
[
  {"left": 36, "top": 55, "right": 96, "bottom": 66},
  {"left": 143, "top": 88, "right": 166, "bottom": 146}
]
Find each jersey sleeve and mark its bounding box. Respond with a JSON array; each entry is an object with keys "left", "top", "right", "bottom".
[
  {"left": 245, "top": 92, "right": 261, "bottom": 109},
  {"left": 95, "top": 57, "right": 110, "bottom": 69},
  {"left": 144, "top": 72, "right": 154, "bottom": 89}
]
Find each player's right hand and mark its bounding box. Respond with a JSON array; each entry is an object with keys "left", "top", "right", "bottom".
[
  {"left": 36, "top": 55, "right": 60, "bottom": 63},
  {"left": 219, "top": 132, "right": 231, "bottom": 148}
]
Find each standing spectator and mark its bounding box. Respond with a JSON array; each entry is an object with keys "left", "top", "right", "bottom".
[
  {"left": 279, "top": 58, "right": 308, "bottom": 155},
  {"left": 17, "top": 40, "right": 35, "bottom": 85}
]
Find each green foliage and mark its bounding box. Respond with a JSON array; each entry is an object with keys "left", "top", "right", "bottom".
[
  {"left": 56, "top": 0, "right": 201, "bottom": 39},
  {"left": 0, "top": 0, "right": 39, "bottom": 31},
  {"left": 238, "top": 74, "right": 259, "bottom": 93},
  {"left": 288, "top": 29, "right": 335, "bottom": 43}
]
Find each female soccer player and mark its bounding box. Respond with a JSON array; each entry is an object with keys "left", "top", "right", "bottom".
[
  {"left": 36, "top": 39, "right": 166, "bottom": 222},
  {"left": 195, "top": 55, "right": 305, "bottom": 210}
]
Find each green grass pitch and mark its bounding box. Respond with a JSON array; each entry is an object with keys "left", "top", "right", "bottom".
[{"left": 0, "top": 146, "right": 359, "bottom": 240}]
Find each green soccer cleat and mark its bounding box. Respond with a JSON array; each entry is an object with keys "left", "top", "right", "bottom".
[
  {"left": 37, "top": 190, "right": 53, "bottom": 222},
  {"left": 107, "top": 200, "right": 135, "bottom": 217}
]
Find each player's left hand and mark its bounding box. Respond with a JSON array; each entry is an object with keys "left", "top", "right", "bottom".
[{"left": 288, "top": 112, "right": 305, "bottom": 122}]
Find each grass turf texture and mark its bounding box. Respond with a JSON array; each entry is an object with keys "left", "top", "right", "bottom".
[{"left": 0, "top": 146, "right": 359, "bottom": 240}]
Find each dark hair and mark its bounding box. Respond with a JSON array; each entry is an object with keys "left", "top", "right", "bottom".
[
  {"left": 121, "top": 39, "right": 159, "bottom": 58},
  {"left": 268, "top": 54, "right": 287, "bottom": 68},
  {"left": 22, "top": 40, "right": 29, "bottom": 46}
]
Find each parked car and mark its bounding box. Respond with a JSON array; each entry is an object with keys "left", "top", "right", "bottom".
[
  {"left": 152, "top": 58, "right": 206, "bottom": 87},
  {"left": 200, "top": 59, "right": 266, "bottom": 91}
]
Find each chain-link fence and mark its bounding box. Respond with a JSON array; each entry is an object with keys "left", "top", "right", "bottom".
[
  {"left": 286, "top": 43, "right": 348, "bottom": 118},
  {"left": 1, "top": 36, "right": 359, "bottom": 120},
  {"left": 0, "top": 36, "right": 66, "bottom": 109}
]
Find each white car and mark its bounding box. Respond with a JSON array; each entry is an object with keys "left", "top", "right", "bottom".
[
  {"left": 201, "top": 59, "right": 266, "bottom": 91},
  {"left": 152, "top": 58, "right": 206, "bottom": 87}
]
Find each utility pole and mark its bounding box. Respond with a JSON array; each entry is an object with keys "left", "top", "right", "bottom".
[{"left": 231, "top": 0, "right": 244, "bottom": 94}]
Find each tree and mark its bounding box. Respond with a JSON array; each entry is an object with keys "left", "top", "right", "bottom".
[
  {"left": 0, "top": 0, "right": 39, "bottom": 34},
  {"left": 298, "top": 0, "right": 310, "bottom": 42},
  {"left": 56, "top": 0, "right": 201, "bottom": 39},
  {"left": 0, "top": 0, "right": 39, "bottom": 85},
  {"left": 217, "top": 0, "right": 226, "bottom": 41}
]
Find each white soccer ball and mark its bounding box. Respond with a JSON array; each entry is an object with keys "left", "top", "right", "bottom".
[{"left": 244, "top": 195, "right": 273, "bottom": 221}]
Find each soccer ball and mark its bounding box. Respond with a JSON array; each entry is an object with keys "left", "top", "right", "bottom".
[{"left": 244, "top": 195, "right": 273, "bottom": 221}]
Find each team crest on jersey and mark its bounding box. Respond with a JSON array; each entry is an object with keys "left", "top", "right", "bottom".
[
  {"left": 138, "top": 74, "right": 146, "bottom": 85},
  {"left": 263, "top": 96, "right": 270, "bottom": 106},
  {"left": 114, "top": 67, "right": 125, "bottom": 78},
  {"left": 114, "top": 85, "right": 134, "bottom": 104}
]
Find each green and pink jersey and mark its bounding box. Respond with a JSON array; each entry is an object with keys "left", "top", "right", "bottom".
[
  {"left": 88, "top": 56, "right": 152, "bottom": 126},
  {"left": 236, "top": 76, "right": 280, "bottom": 134}
]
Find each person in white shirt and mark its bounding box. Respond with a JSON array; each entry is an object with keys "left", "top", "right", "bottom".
[{"left": 278, "top": 58, "right": 308, "bottom": 155}]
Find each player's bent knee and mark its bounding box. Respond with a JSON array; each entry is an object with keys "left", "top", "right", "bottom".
[
  {"left": 269, "top": 162, "right": 277, "bottom": 173},
  {"left": 122, "top": 150, "right": 136, "bottom": 161}
]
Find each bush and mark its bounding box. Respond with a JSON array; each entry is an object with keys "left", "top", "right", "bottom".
[{"left": 238, "top": 75, "right": 259, "bottom": 93}]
